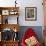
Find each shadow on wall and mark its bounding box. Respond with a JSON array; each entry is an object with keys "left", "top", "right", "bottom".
[{"left": 18, "top": 26, "right": 43, "bottom": 44}]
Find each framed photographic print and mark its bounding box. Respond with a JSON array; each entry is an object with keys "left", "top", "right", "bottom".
[
  {"left": 25, "top": 7, "right": 37, "bottom": 21},
  {"left": 2, "top": 10, "right": 9, "bottom": 15}
]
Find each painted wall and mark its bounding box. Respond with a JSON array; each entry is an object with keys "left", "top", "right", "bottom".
[{"left": 0, "top": 0, "right": 44, "bottom": 26}]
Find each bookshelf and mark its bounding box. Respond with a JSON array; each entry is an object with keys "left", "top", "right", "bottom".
[{"left": 0, "top": 7, "right": 20, "bottom": 46}]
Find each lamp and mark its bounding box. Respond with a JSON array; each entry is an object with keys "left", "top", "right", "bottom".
[{"left": 15, "top": 0, "right": 17, "bottom": 7}]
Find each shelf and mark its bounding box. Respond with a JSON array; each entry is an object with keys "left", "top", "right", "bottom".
[
  {"left": 2, "top": 40, "right": 19, "bottom": 42},
  {"left": 0, "top": 7, "right": 19, "bottom": 16},
  {"left": 1, "top": 40, "right": 19, "bottom": 46},
  {"left": 0, "top": 24, "right": 20, "bottom": 32}
]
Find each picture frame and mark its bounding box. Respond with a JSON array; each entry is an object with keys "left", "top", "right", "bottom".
[
  {"left": 25, "top": 7, "right": 37, "bottom": 21},
  {"left": 2, "top": 10, "right": 9, "bottom": 15}
]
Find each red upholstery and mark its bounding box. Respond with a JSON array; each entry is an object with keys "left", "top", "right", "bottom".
[{"left": 21, "top": 28, "right": 41, "bottom": 46}]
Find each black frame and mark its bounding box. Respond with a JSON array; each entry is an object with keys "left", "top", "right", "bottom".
[{"left": 25, "top": 7, "right": 37, "bottom": 21}]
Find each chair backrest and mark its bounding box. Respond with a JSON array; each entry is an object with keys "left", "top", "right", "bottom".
[
  {"left": 21, "top": 28, "right": 37, "bottom": 46},
  {"left": 21, "top": 28, "right": 41, "bottom": 46},
  {"left": 23, "top": 28, "right": 36, "bottom": 41}
]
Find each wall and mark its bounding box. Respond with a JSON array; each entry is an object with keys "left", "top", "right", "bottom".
[
  {"left": 18, "top": 0, "right": 44, "bottom": 26},
  {"left": 0, "top": 0, "right": 44, "bottom": 26}
]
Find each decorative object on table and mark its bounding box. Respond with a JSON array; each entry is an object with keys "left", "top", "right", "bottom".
[
  {"left": 1, "top": 28, "right": 13, "bottom": 41},
  {"left": 25, "top": 7, "right": 37, "bottom": 21},
  {"left": 13, "top": 32, "right": 18, "bottom": 41},
  {"left": 9, "top": 10, "right": 18, "bottom": 15},
  {"left": 21, "top": 28, "right": 41, "bottom": 46},
  {"left": 15, "top": 0, "right": 17, "bottom": 7}
]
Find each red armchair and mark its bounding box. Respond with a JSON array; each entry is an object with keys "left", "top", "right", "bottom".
[{"left": 21, "top": 28, "right": 41, "bottom": 46}]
